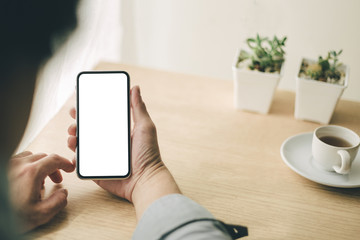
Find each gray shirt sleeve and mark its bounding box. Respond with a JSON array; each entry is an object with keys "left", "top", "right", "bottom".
[{"left": 132, "top": 194, "right": 232, "bottom": 240}]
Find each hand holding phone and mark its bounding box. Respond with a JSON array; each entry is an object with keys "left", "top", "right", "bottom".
[{"left": 70, "top": 84, "right": 181, "bottom": 218}]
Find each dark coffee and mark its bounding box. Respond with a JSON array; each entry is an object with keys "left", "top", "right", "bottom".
[{"left": 319, "top": 136, "right": 352, "bottom": 147}]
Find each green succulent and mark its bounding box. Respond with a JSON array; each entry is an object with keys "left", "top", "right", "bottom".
[
  {"left": 303, "top": 50, "right": 343, "bottom": 83},
  {"left": 236, "top": 34, "right": 287, "bottom": 73}
]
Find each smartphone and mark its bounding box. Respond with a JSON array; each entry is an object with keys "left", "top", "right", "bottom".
[{"left": 76, "top": 71, "right": 131, "bottom": 179}]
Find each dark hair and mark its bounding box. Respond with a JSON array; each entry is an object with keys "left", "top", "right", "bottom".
[
  {"left": 0, "top": 2, "right": 79, "bottom": 238},
  {"left": 0, "top": 0, "right": 79, "bottom": 79}
]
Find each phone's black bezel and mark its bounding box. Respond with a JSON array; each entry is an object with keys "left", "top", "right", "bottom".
[{"left": 76, "top": 71, "right": 131, "bottom": 179}]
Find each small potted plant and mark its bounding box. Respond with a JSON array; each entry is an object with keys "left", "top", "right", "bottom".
[
  {"left": 295, "top": 50, "right": 349, "bottom": 124},
  {"left": 232, "top": 34, "right": 287, "bottom": 114}
]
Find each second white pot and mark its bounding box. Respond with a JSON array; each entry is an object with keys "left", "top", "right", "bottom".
[{"left": 295, "top": 58, "right": 349, "bottom": 124}]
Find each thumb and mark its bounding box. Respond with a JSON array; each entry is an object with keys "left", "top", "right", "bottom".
[
  {"left": 37, "top": 188, "right": 68, "bottom": 224},
  {"left": 131, "top": 86, "right": 151, "bottom": 123}
]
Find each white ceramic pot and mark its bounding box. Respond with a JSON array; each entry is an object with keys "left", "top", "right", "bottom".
[
  {"left": 232, "top": 50, "right": 282, "bottom": 114},
  {"left": 295, "top": 58, "right": 349, "bottom": 124}
]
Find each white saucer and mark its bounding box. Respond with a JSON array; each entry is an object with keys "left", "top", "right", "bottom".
[{"left": 280, "top": 132, "right": 360, "bottom": 188}]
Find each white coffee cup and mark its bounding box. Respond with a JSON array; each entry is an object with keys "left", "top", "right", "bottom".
[{"left": 312, "top": 125, "right": 360, "bottom": 174}]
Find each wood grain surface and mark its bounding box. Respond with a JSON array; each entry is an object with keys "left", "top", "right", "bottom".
[{"left": 27, "top": 62, "right": 360, "bottom": 239}]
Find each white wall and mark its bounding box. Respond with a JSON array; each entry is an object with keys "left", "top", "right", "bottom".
[
  {"left": 17, "top": 0, "right": 360, "bottom": 152},
  {"left": 121, "top": 0, "right": 360, "bottom": 102},
  {"left": 17, "top": 0, "right": 123, "bottom": 152}
]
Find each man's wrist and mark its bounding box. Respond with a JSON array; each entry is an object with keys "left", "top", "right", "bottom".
[{"left": 132, "top": 165, "right": 181, "bottom": 220}]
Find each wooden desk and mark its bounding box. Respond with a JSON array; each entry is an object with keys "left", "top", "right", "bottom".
[{"left": 28, "top": 63, "right": 360, "bottom": 239}]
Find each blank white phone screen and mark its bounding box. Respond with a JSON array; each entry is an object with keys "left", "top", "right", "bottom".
[{"left": 77, "top": 72, "right": 130, "bottom": 178}]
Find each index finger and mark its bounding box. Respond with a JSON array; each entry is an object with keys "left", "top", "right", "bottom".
[
  {"left": 70, "top": 107, "right": 76, "bottom": 119},
  {"left": 12, "top": 151, "right": 33, "bottom": 159},
  {"left": 36, "top": 154, "right": 75, "bottom": 181}
]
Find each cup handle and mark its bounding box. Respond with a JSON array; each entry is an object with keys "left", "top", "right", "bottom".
[{"left": 333, "top": 150, "right": 351, "bottom": 174}]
